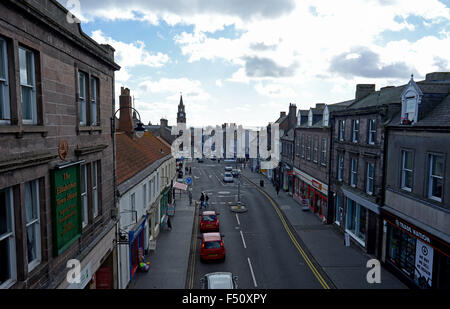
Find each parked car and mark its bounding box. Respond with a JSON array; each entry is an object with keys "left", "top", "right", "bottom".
[
  {"left": 225, "top": 166, "right": 233, "bottom": 172},
  {"left": 200, "top": 272, "right": 238, "bottom": 289},
  {"left": 211, "top": 155, "right": 217, "bottom": 161},
  {"left": 197, "top": 158, "right": 204, "bottom": 163},
  {"left": 231, "top": 169, "right": 240, "bottom": 177},
  {"left": 199, "top": 232, "right": 226, "bottom": 261},
  {"left": 223, "top": 172, "right": 234, "bottom": 183},
  {"left": 200, "top": 210, "right": 220, "bottom": 232}
]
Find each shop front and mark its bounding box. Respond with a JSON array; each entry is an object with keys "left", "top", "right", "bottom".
[
  {"left": 382, "top": 209, "right": 450, "bottom": 289},
  {"left": 293, "top": 168, "right": 328, "bottom": 223},
  {"left": 159, "top": 188, "right": 170, "bottom": 228},
  {"left": 129, "top": 216, "right": 146, "bottom": 280}
]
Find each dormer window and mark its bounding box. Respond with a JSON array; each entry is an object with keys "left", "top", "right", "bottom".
[
  {"left": 401, "top": 75, "right": 422, "bottom": 125},
  {"left": 308, "top": 109, "right": 313, "bottom": 127}
]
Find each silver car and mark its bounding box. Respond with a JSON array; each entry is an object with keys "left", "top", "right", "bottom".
[
  {"left": 225, "top": 166, "right": 233, "bottom": 172},
  {"left": 223, "top": 172, "right": 234, "bottom": 183},
  {"left": 200, "top": 272, "right": 238, "bottom": 289}
]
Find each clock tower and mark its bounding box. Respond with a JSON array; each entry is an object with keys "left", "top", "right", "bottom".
[{"left": 177, "top": 94, "right": 186, "bottom": 124}]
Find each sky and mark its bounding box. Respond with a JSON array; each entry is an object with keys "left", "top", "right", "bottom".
[{"left": 60, "top": 0, "right": 450, "bottom": 128}]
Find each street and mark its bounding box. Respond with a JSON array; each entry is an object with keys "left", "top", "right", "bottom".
[{"left": 186, "top": 159, "right": 330, "bottom": 289}]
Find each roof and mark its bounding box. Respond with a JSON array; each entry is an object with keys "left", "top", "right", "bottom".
[
  {"left": 116, "top": 131, "right": 172, "bottom": 185},
  {"left": 203, "top": 232, "right": 222, "bottom": 241},
  {"left": 347, "top": 85, "right": 406, "bottom": 110},
  {"left": 281, "top": 128, "right": 295, "bottom": 141},
  {"left": 202, "top": 211, "right": 217, "bottom": 216}
]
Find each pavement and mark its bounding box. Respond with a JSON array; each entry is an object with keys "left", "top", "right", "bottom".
[
  {"left": 129, "top": 162, "right": 407, "bottom": 289},
  {"left": 129, "top": 191, "right": 195, "bottom": 289},
  {"left": 241, "top": 167, "right": 407, "bottom": 289}
]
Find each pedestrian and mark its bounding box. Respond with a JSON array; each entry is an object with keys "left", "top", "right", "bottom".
[
  {"left": 276, "top": 184, "right": 280, "bottom": 196},
  {"left": 205, "top": 193, "right": 209, "bottom": 207},
  {"left": 189, "top": 167, "right": 192, "bottom": 174},
  {"left": 167, "top": 216, "right": 172, "bottom": 230},
  {"left": 200, "top": 192, "right": 205, "bottom": 208},
  {"left": 188, "top": 190, "right": 192, "bottom": 206}
]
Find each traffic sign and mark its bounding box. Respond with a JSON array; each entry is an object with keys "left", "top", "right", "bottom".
[{"left": 186, "top": 177, "right": 192, "bottom": 185}]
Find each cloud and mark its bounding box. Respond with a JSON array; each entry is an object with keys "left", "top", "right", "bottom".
[
  {"left": 249, "top": 42, "right": 278, "bottom": 51},
  {"left": 243, "top": 56, "right": 298, "bottom": 78},
  {"left": 138, "top": 77, "right": 211, "bottom": 101},
  {"left": 329, "top": 46, "right": 417, "bottom": 79}
]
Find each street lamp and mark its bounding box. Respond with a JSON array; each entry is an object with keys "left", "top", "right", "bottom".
[{"left": 111, "top": 106, "right": 145, "bottom": 138}]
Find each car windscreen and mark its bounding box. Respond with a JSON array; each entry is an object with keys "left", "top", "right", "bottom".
[
  {"left": 225, "top": 173, "right": 232, "bottom": 177},
  {"left": 202, "top": 215, "right": 217, "bottom": 222},
  {"left": 204, "top": 241, "right": 222, "bottom": 249},
  {"left": 208, "top": 275, "right": 233, "bottom": 289}
]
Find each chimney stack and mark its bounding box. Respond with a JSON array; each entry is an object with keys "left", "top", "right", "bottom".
[
  {"left": 119, "top": 87, "right": 134, "bottom": 135},
  {"left": 280, "top": 111, "right": 286, "bottom": 118},
  {"left": 160, "top": 118, "right": 168, "bottom": 128},
  {"left": 288, "top": 103, "right": 297, "bottom": 129},
  {"left": 355, "top": 84, "right": 376, "bottom": 101}
]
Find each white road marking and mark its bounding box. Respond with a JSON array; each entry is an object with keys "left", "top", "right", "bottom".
[
  {"left": 240, "top": 230, "right": 247, "bottom": 249},
  {"left": 247, "top": 258, "right": 258, "bottom": 288},
  {"left": 235, "top": 213, "right": 240, "bottom": 226}
]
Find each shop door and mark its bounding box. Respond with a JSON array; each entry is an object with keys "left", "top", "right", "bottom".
[{"left": 96, "top": 267, "right": 112, "bottom": 289}]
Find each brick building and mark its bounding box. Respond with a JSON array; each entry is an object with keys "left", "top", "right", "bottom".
[{"left": 0, "top": 0, "right": 120, "bottom": 288}]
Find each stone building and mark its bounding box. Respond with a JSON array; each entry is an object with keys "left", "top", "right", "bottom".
[
  {"left": 0, "top": 0, "right": 120, "bottom": 289},
  {"left": 382, "top": 73, "right": 450, "bottom": 289}
]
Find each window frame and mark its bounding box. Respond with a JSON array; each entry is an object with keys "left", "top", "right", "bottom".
[
  {"left": 92, "top": 161, "right": 99, "bottom": 219},
  {"left": 368, "top": 119, "right": 376, "bottom": 145},
  {"left": 19, "top": 46, "right": 37, "bottom": 125},
  {"left": 313, "top": 136, "right": 318, "bottom": 163},
  {"left": 337, "top": 154, "right": 344, "bottom": 181},
  {"left": 80, "top": 164, "right": 88, "bottom": 228},
  {"left": 301, "top": 135, "right": 305, "bottom": 159},
  {"left": 0, "top": 187, "right": 16, "bottom": 288},
  {"left": 401, "top": 150, "right": 413, "bottom": 192},
  {"left": 0, "top": 37, "right": 11, "bottom": 124},
  {"left": 366, "top": 162, "right": 375, "bottom": 195},
  {"left": 350, "top": 158, "right": 358, "bottom": 188},
  {"left": 428, "top": 153, "right": 444, "bottom": 202},
  {"left": 339, "top": 120, "right": 345, "bottom": 141},
  {"left": 320, "top": 138, "right": 327, "bottom": 166},
  {"left": 89, "top": 76, "right": 99, "bottom": 126},
  {"left": 352, "top": 119, "right": 359, "bottom": 143},
  {"left": 306, "top": 136, "right": 311, "bottom": 161},
  {"left": 25, "top": 179, "right": 41, "bottom": 272}
]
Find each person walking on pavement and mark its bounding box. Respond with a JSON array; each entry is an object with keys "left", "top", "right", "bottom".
[
  {"left": 189, "top": 167, "right": 192, "bottom": 175},
  {"left": 276, "top": 183, "right": 280, "bottom": 196},
  {"left": 200, "top": 192, "right": 205, "bottom": 209},
  {"left": 188, "top": 190, "right": 193, "bottom": 206},
  {"left": 205, "top": 193, "right": 209, "bottom": 208}
]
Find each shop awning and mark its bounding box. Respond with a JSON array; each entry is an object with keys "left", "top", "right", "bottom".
[{"left": 173, "top": 181, "right": 188, "bottom": 191}]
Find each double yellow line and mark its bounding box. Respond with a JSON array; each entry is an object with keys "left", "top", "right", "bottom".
[{"left": 248, "top": 177, "right": 332, "bottom": 290}]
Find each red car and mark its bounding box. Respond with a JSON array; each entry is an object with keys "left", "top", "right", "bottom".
[
  {"left": 200, "top": 211, "right": 220, "bottom": 232},
  {"left": 199, "top": 232, "right": 226, "bottom": 261}
]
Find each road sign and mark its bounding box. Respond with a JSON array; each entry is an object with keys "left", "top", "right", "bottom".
[{"left": 186, "top": 177, "right": 192, "bottom": 185}]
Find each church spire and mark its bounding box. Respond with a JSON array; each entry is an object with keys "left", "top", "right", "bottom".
[{"left": 177, "top": 94, "right": 186, "bottom": 124}]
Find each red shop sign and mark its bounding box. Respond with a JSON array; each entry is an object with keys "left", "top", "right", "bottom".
[{"left": 311, "top": 179, "right": 322, "bottom": 190}]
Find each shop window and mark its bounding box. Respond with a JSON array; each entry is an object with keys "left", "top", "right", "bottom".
[
  {"left": 387, "top": 224, "right": 416, "bottom": 281},
  {"left": 345, "top": 199, "right": 366, "bottom": 244},
  {"left": 335, "top": 194, "right": 342, "bottom": 225},
  {"left": 19, "top": 46, "right": 37, "bottom": 125},
  {"left": 0, "top": 37, "right": 11, "bottom": 124},
  {"left": 25, "top": 179, "right": 41, "bottom": 272},
  {"left": 0, "top": 187, "right": 16, "bottom": 288}
]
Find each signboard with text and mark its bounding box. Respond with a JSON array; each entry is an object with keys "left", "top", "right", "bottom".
[
  {"left": 414, "top": 240, "right": 434, "bottom": 289},
  {"left": 51, "top": 164, "right": 82, "bottom": 256}
]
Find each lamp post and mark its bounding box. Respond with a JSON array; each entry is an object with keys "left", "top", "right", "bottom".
[{"left": 111, "top": 106, "right": 146, "bottom": 138}]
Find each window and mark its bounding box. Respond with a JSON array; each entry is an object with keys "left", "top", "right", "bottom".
[
  {"left": 339, "top": 120, "right": 345, "bottom": 141},
  {"left": 78, "top": 72, "right": 87, "bottom": 125},
  {"left": 351, "top": 158, "right": 358, "bottom": 187},
  {"left": 0, "top": 37, "right": 10, "bottom": 124},
  {"left": 366, "top": 162, "right": 374, "bottom": 195},
  {"left": 337, "top": 155, "right": 344, "bottom": 181},
  {"left": 152, "top": 178, "right": 155, "bottom": 199},
  {"left": 81, "top": 165, "right": 88, "bottom": 228},
  {"left": 428, "top": 154, "right": 444, "bottom": 202},
  {"left": 156, "top": 172, "right": 160, "bottom": 193},
  {"left": 25, "top": 180, "right": 41, "bottom": 271},
  {"left": 0, "top": 187, "right": 16, "bottom": 288},
  {"left": 143, "top": 183, "right": 147, "bottom": 210},
  {"left": 368, "top": 119, "right": 376, "bottom": 145},
  {"left": 401, "top": 150, "right": 413, "bottom": 191},
  {"left": 148, "top": 180, "right": 152, "bottom": 202},
  {"left": 90, "top": 77, "right": 99, "bottom": 126},
  {"left": 19, "top": 47, "right": 37, "bottom": 124},
  {"left": 92, "top": 161, "right": 99, "bottom": 218},
  {"left": 352, "top": 119, "right": 359, "bottom": 143},
  {"left": 346, "top": 199, "right": 367, "bottom": 244},
  {"left": 313, "top": 137, "right": 318, "bottom": 163},
  {"left": 405, "top": 97, "right": 416, "bottom": 122},
  {"left": 320, "top": 138, "right": 327, "bottom": 166},
  {"left": 131, "top": 193, "right": 136, "bottom": 221},
  {"left": 301, "top": 135, "right": 305, "bottom": 159},
  {"left": 306, "top": 136, "right": 311, "bottom": 160}
]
